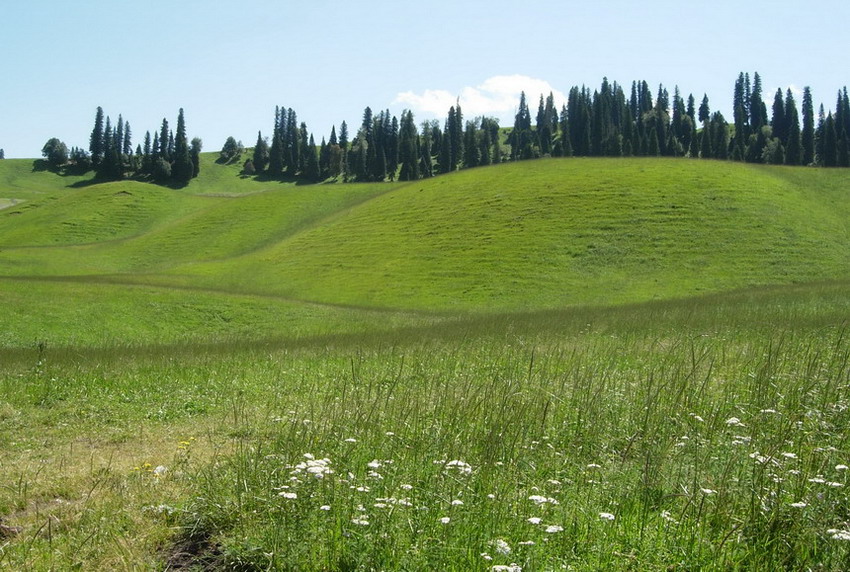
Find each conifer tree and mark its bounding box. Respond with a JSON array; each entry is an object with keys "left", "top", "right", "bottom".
[
  {"left": 398, "top": 110, "right": 420, "bottom": 181},
  {"left": 268, "top": 107, "right": 285, "bottom": 176},
  {"left": 190, "top": 138, "right": 202, "bottom": 178},
  {"left": 463, "top": 119, "right": 480, "bottom": 168},
  {"left": 784, "top": 89, "right": 802, "bottom": 166},
  {"left": 172, "top": 108, "right": 193, "bottom": 185},
  {"left": 90, "top": 106, "right": 105, "bottom": 167},
  {"left": 802, "top": 87, "right": 815, "bottom": 165},
  {"left": 159, "top": 119, "right": 170, "bottom": 161},
  {"left": 822, "top": 112, "right": 838, "bottom": 167},
  {"left": 771, "top": 88, "right": 786, "bottom": 143},
  {"left": 306, "top": 134, "right": 321, "bottom": 181},
  {"left": 123, "top": 122, "right": 133, "bottom": 157},
  {"left": 253, "top": 131, "right": 269, "bottom": 173}
]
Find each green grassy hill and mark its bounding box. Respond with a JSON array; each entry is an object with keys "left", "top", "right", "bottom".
[{"left": 1, "top": 155, "right": 849, "bottom": 344}]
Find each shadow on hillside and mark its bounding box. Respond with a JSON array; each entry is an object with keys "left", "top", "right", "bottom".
[{"left": 31, "top": 159, "right": 54, "bottom": 173}]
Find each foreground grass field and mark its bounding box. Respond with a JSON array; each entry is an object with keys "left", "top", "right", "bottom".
[{"left": 1, "top": 156, "right": 850, "bottom": 569}]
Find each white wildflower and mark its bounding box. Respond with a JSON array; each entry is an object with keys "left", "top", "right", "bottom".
[
  {"left": 367, "top": 459, "right": 383, "bottom": 469},
  {"left": 153, "top": 465, "right": 168, "bottom": 477},
  {"left": 781, "top": 452, "right": 798, "bottom": 459},
  {"left": 545, "top": 525, "right": 564, "bottom": 533},
  {"left": 279, "top": 492, "right": 297, "bottom": 499},
  {"left": 344, "top": 438, "right": 357, "bottom": 443},
  {"left": 351, "top": 516, "right": 369, "bottom": 526},
  {"left": 828, "top": 529, "right": 850, "bottom": 541},
  {"left": 837, "top": 464, "right": 849, "bottom": 471},
  {"left": 528, "top": 495, "right": 559, "bottom": 505},
  {"left": 439, "top": 516, "right": 451, "bottom": 524},
  {"left": 725, "top": 417, "right": 744, "bottom": 426},
  {"left": 586, "top": 463, "right": 602, "bottom": 469},
  {"left": 451, "top": 499, "right": 464, "bottom": 506},
  {"left": 790, "top": 502, "right": 807, "bottom": 508},
  {"left": 399, "top": 483, "right": 413, "bottom": 490},
  {"left": 491, "top": 565, "right": 522, "bottom": 572},
  {"left": 700, "top": 488, "right": 717, "bottom": 495},
  {"left": 481, "top": 552, "right": 493, "bottom": 561},
  {"left": 518, "top": 540, "right": 535, "bottom": 546},
  {"left": 599, "top": 512, "right": 615, "bottom": 521},
  {"left": 319, "top": 505, "right": 331, "bottom": 511},
  {"left": 445, "top": 460, "right": 473, "bottom": 475},
  {"left": 493, "top": 538, "right": 512, "bottom": 555},
  {"left": 547, "top": 479, "right": 562, "bottom": 486},
  {"left": 385, "top": 431, "right": 395, "bottom": 436},
  {"left": 527, "top": 517, "right": 542, "bottom": 525},
  {"left": 689, "top": 413, "right": 705, "bottom": 422},
  {"left": 487, "top": 493, "right": 496, "bottom": 499}
]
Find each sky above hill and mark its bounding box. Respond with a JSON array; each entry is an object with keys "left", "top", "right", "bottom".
[{"left": 2, "top": 0, "right": 848, "bottom": 158}]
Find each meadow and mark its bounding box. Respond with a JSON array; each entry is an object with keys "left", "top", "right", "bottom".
[{"left": 1, "top": 156, "right": 850, "bottom": 569}]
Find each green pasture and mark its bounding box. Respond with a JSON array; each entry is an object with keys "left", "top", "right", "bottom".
[{"left": 1, "top": 156, "right": 850, "bottom": 569}]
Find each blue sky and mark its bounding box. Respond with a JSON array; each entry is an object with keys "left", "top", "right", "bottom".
[{"left": 2, "top": 0, "right": 848, "bottom": 158}]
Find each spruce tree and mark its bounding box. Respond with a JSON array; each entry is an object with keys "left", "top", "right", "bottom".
[
  {"left": 802, "top": 87, "right": 815, "bottom": 165},
  {"left": 823, "top": 113, "right": 838, "bottom": 167},
  {"left": 172, "top": 108, "right": 193, "bottom": 185},
  {"left": 90, "top": 106, "right": 105, "bottom": 167},
  {"left": 771, "top": 88, "right": 786, "bottom": 142},
  {"left": 190, "top": 138, "right": 202, "bottom": 178},
  {"left": 306, "top": 134, "right": 321, "bottom": 182},
  {"left": 784, "top": 89, "right": 802, "bottom": 165},
  {"left": 253, "top": 131, "right": 270, "bottom": 173}
]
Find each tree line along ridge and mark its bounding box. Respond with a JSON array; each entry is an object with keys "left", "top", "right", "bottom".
[{"left": 27, "top": 72, "right": 850, "bottom": 186}]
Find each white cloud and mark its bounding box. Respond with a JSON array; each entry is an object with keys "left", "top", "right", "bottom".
[{"left": 394, "top": 75, "right": 567, "bottom": 124}]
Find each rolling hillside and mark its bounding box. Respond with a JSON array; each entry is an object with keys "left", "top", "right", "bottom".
[{"left": 1, "top": 156, "right": 849, "bottom": 344}]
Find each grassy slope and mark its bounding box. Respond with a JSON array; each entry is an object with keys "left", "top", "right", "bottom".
[
  {"left": 177, "top": 158, "right": 850, "bottom": 310},
  {"left": 1, "top": 156, "right": 849, "bottom": 345}
]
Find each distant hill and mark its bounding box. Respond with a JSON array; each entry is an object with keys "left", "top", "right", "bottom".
[
  {"left": 1, "top": 155, "right": 849, "bottom": 344},
  {"left": 2, "top": 156, "right": 850, "bottom": 310}
]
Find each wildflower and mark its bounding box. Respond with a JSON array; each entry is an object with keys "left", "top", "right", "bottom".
[
  {"left": 367, "top": 471, "right": 383, "bottom": 480},
  {"left": 445, "top": 460, "right": 473, "bottom": 475},
  {"left": 492, "top": 538, "right": 511, "bottom": 555},
  {"left": 487, "top": 494, "right": 496, "bottom": 499},
  {"left": 351, "top": 517, "right": 369, "bottom": 526},
  {"left": 367, "top": 459, "right": 382, "bottom": 469},
  {"left": 440, "top": 516, "right": 451, "bottom": 524},
  {"left": 527, "top": 517, "right": 542, "bottom": 525},
  {"left": 518, "top": 540, "right": 535, "bottom": 546},
  {"left": 599, "top": 512, "right": 616, "bottom": 521},
  {"left": 545, "top": 525, "right": 564, "bottom": 533},
  {"left": 385, "top": 431, "right": 395, "bottom": 437},
  {"left": 660, "top": 510, "right": 677, "bottom": 523},
  {"left": 725, "top": 417, "right": 744, "bottom": 427},
  {"left": 586, "top": 463, "right": 602, "bottom": 469},
  {"left": 451, "top": 499, "right": 464, "bottom": 506},
  {"left": 319, "top": 505, "right": 331, "bottom": 511},
  {"left": 279, "top": 492, "right": 297, "bottom": 499},
  {"left": 491, "top": 565, "right": 522, "bottom": 572},
  {"left": 153, "top": 465, "right": 167, "bottom": 478},
  {"left": 700, "top": 488, "right": 717, "bottom": 495},
  {"left": 689, "top": 413, "right": 705, "bottom": 422},
  {"left": 355, "top": 486, "right": 370, "bottom": 493},
  {"left": 293, "top": 457, "right": 333, "bottom": 479},
  {"left": 837, "top": 464, "right": 849, "bottom": 471},
  {"left": 809, "top": 477, "right": 826, "bottom": 484},
  {"left": 400, "top": 484, "right": 413, "bottom": 490},
  {"left": 528, "top": 495, "right": 559, "bottom": 505},
  {"left": 344, "top": 438, "right": 357, "bottom": 443},
  {"left": 781, "top": 452, "right": 798, "bottom": 459},
  {"left": 547, "top": 479, "right": 562, "bottom": 486},
  {"left": 828, "top": 529, "right": 850, "bottom": 541},
  {"left": 790, "top": 502, "right": 807, "bottom": 508},
  {"left": 481, "top": 553, "right": 493, "bottom": 561}
]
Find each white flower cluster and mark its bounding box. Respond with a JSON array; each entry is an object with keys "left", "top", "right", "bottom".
[
  {"left": 444, "top": 459, "right": 473, "bottom": 475},
  {"left": 528, "top": 494, "right": 559, "bottom": 505},
  {"left": 291, "top": 453, "right": 334, "bottom": 479}
]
